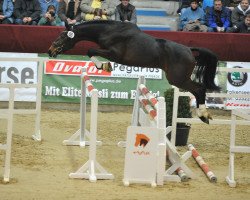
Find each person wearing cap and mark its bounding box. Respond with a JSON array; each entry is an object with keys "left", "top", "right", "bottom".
[
  {"left": 14, "top": 0, "right": 41, "bottom": 25},
  {"left": 80, "top": 0, "right": 116, "bottom": 21},
  {"left": 180, "top": 0, "right": 207, "bottom": 31},
  {"left": 38, "top": 4, "right": 62, "bottom": 26},
  {"left": 0, "top": 0, "right": 14, "bottom": 24},
  {"left": 115, "top": 0, "right": 137, "bottom": 24},
  {"left": 206, "top": 0, "right": 231, "bottom": 32}
]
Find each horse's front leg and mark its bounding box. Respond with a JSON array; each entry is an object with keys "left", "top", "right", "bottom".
[
  {"left": 170, "top": 78, "right": 212, "bottom": 124},
  {"left": 87, "top": 48, "right": 113, "bottom": 72}
]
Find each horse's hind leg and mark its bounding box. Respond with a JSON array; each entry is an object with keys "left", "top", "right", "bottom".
[
  {"left": 177, "top": 80, "right": 212, "bottom": 124},
  {"left": 87, "top": 49, "right": 113, "bottom": 72}
]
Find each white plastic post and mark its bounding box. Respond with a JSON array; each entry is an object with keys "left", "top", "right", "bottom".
[
  {"left": 156, "top": 97, "right": 166, "bottom": 186},
  {"left": 226, "top": 109, "right": 250, "bottom": 187},
  {"left": 80, "top": 71, "right": 87, "bottom": 147},
  {"left": 170, "top": 87, "right": 179, "bottom": 145},
  {"left": 32, "top": 59, "right": 44, "bottom": 141},
  {"left": 2, "top": 86, "right": 14, "bottom": 182}
]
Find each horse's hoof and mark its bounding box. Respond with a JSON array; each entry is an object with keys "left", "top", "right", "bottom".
[
  {"left": 102, "top": 62, "right": 113, "bottom": 72},
  {"left": 199, "top": 116, "right": 209, "bottom": 124}
]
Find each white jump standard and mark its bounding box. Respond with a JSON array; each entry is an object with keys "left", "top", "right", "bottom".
[
  {"left": 0, "top": 57, "right": 45, "bottom": 182},
  {"left": 69, "top": 69, "right": 113, "bottom": 182},
  {"left": 63, "top": 71, "right": 102, "bottom": 147},
  {"left": 123, "top": 76, "right": 194, "bottom": 187},
  {"left": 226, "top": 109, "right": 250, "bottom": 187}
]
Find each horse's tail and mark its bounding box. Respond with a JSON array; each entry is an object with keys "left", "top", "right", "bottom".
[{"left": 190, "top": 47, "right": 221, "bottom": 91}]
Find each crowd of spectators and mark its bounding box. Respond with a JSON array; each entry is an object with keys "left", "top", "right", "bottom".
[
  {"left": 0, "top": 0, "right": 137, "bottom": 25},
  {"left": 0, "top": 0, "right": 249, "bottom": 33},
  {"left": 179, "top": 0, "right": 250, "bottom": 33}
]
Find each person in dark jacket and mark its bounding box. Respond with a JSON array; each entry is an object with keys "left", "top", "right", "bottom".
[
  {"left": 115, "top": 0, "right": 137, "bottom": 24},
  {"left": 206, "top": 0, "right": 231, "bottom": 32},
  {"left": 230, "top": 13, "right": 250, "bottom": 32},
  {"left": 231, "top": 0, "right": 250, "bottom": 26},
  {"left": 14, "top": 0, "right": 41, "bottom": 25}
]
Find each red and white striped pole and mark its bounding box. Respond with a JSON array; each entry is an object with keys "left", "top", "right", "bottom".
[
  {"left": 188, "top": 144, "right": 217, "bottom": 183},
  {"left": 176, "top": 168, "right": 188, "bottom": 182},
  {"left": 138, "top": 96, "right": 157, "bottom": 120},
  {"left": 82, "top": 72, "right": 94, "bottom": 94},
  {"left": 139, "top": 84, "right": 158, "bottom": 109}
]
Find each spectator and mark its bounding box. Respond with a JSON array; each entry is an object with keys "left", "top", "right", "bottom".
[
  {"left": 202, "top": 0, "right": 213, "bottom": 11},
  {"left": 38, "top": 4, "right": 62, "bottom": 25},
  {"left": 58, "top": 0, "right": 82, "bottom": 25},
  {"left": 177, "top": 0, "right": 190, "bottom": 15},
  {"left": 231, "top": 0, "right": 250, "bottom": 26},
  {"left": 203, "top": 0, "right": 237, "bottom": 11},
  {"left": 14, "top": 0, "right": 41, "bottom": 25},
  {"left": 229, "top": 13, "right": 250, "bottom": 32},
  {"left": 228, "top": 0, "right": 241, "bottom": 8},
  {"left": 180, "top": 0, "right": 207, "bottom": 31},
  {"left": 0, "top": 0, "right": 14, "bottom": 24},
  {"left": 206, "top": 0, "right": 231, "bottom": 32},
  {"left": 80, "top": 0, "right": 116, "bottom": 21},
  {"left": 115, "top": 0, "right": 137, "bottom": 24},
  {"left": 39, "top": 0, "right": 59, "bottom": 15}
]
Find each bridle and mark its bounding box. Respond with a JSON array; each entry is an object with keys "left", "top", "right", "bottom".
[{"left": 51, "top": 30, "right": 76, "bottom": 55}]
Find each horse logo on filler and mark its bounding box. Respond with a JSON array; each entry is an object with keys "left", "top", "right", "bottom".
[{"left": 134, "top": 134, "right": 150, "bottom": 148}]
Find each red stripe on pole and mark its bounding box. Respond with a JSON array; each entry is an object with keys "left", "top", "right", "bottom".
[
  {"left": 150, "top": 97, "right": 158, "bottom": 106},
  {"left": 149, "top": 110, "right": 157, "bottom": 119},
  {"left": 192, "top": 150, "right": 199, "bottom": 158},
  {"left": 83, "top": 75, "right": 90, "bottom": 82},
  {"left": 140, "top": 86, "right": 149, "bottom": 95}
]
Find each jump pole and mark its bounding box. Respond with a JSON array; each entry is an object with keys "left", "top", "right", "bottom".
[
  {"left": 69, "top": 68, "right": 113, "bottom": 182},
  {"left": 188, "top": 144, "right": 217, "bottom": 183}
]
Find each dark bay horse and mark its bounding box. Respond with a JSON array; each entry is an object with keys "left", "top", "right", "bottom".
[{"left": 48, "top": 20, "right": 220, "bottom": 124}]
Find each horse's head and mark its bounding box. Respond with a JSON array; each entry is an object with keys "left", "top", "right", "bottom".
[{"left": 48, "top": 23, "right": 77, "bottom": 57}]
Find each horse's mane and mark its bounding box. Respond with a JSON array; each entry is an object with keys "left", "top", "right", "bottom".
[
  {"left": 75, "top": 20, "right": 120, "bottom": 27},
  {"left": 74, "top": 20, "right": 140, "bottom": 32}
]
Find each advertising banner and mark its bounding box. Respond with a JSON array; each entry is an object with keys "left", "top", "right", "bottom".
[
  {"left": 0, "top": 52, "right": 38, "bottom": 101},
  {"left": 43, "top": 58, "right": 169, "bottom": 105},
  {"left": 45, "top": 59, "right": 162, "bottom": 79},
  {"left": 226, "top": 62, "right": 250, "bottom": 109}
]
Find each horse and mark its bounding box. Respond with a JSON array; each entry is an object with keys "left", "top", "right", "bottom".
[{"left": 48, "top": 20, "right": 220, "bottom": 124}]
